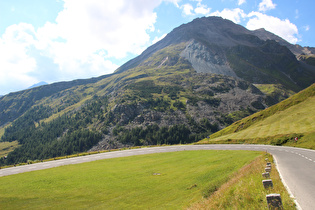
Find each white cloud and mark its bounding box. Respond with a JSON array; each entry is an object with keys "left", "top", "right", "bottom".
[
  {"left": 247, "top": 12, "right": 299, "bottom": 44},
  {"left": 194, "top": 1, "right": 210, "bottom": 15},
  {"left": 303, "top": 25, "right": 310, "bottom": 31},
  {"left": 165, "top": 0, "right": 180, "bottom": 8},
  {"left": 182, "top": 3, "right": 194, "bottom": 16},
  {"left": 258, "top": 0, "right": 276, "bottom": 12},
  {"left": 238, "top": 0, "right": 246, "bottom": 6},
  {"left": 0, "top": 23, "right": 38, "bottom": 94},
  {"left": 152, "top": 33, "right": 167, "bottom": 44},
  {"left": 210, "top": 8, "right": 246, "bottom": 24},
  {"left": 0, "top": 0, "right": 170, "bottom": 95},
  {"left": 180, "top": 0, "right": 211, "bottom": 16},
  {"left": 53, "top": 0, "right": 160, "bottom": 59}
]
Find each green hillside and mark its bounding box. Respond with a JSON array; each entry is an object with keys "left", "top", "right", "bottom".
[
  {"left": 199, "top": 84, "right": 315, "bottom": 149},
  {"left": 0, "top": 43, "right": 267, "bottom": 166},
  {"left": 1, "top": 17, "right": 315, "bottom": 166}
]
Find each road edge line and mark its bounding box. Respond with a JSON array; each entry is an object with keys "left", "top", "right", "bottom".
[{"left": 272, "top": 155, "right": 302, "bottom": 210}]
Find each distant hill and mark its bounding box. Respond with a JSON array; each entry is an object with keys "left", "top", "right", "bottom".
[
  {"left": 199, "top": 83, "right": 315, "bottom": 149},
  {"left": 1, "top": 16, "right": 315, "bottom": 165},
  {"left": 28, "top": 81, "right": 48, "bottom": 89}
]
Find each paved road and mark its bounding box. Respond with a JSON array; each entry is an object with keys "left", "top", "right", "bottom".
[{"left": 1, "top": 144, "right": 314, "bottom": 209}]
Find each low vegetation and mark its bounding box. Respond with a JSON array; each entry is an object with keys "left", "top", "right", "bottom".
[
  {"left": 189, "top": 153, "right": 296, "bottom": 209},
  {"left": 298, "top": 54, "right": 315, "bottom": 66},
  {"left": 0, "top": 150, "right": 261, "bottom": 209},
  {"left": 0, "top": 141, "right": 19, "bottom": 157},
  {"left": 254, "top": 84, "right": 295, "bottom": 106}
]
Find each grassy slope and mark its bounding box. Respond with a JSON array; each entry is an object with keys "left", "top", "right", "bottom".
[
  {"left": 200, "top": 84, "right": 315, "bottom": 148},
  {"left": 0, "top": 126, "right": 5, "bottom": 140},
  {"left": 189, "top": 153, "right": 295, "bottom": 209},
  {"left": 0, "top": 141, "right": 19, "bottom": 157},
  {"left": 0, "top": 150, "right": 260, "bottom": 209},
  {"left": 299, "top": 54, "right": 315, "bottom": 66}
]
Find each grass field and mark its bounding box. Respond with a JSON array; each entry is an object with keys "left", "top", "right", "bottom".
[{"left": 0, "top": 150, "right": 261, "bottom": 209}]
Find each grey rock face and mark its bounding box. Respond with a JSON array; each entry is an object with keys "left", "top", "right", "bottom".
[{"left": 180, "top": 40, "right": 238, "bottom": 78}]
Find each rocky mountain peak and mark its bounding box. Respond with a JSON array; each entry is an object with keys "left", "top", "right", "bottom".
[{"left": 115, "top": 16, "right": 253, "bottom": 73}]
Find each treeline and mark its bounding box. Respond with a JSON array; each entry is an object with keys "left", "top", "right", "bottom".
[
  {"left": 2, "top": 105, "right": 53, "bottom": 142},
  {"left": 0, "top": 96, "right": 109, "bottom": 165},
  {"left": 3, "top": 129, "right": 101, "bottom": 165},
  {"left": 114, "top": 118, "right": 219, "bottom": 146},
  {"left": 0, "top": 93, "right": 220, "bottom": 166}
]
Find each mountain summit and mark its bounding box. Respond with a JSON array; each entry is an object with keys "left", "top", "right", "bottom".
[
  {"left": 117, "top": 17, "right": 253, "bottom": 73},
  {"left": 118, "top": 16, "right": 314, "bottom": 91},
  {"left": 1, "top": 16, "right": 315, "bottom": 165}
]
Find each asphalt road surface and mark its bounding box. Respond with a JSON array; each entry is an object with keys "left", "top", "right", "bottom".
[{"left": 1, "top": 144, "right": 314, "bottom": 209}]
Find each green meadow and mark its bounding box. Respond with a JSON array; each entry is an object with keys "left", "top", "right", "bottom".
[{"left": 0, "top": 150, "right": 260, "bottom": 209}]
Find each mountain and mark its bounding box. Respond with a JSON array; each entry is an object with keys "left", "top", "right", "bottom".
[
  {"left": 199, "top": 83, "right": 315, "bottom": 149},
  {"left": 251, "top": 28, "right": 315, "bottom": 57},
  {"left": 28, "top": 81, "right": 48, "bottom": 89},
  {"left": 0, "top": 16, "right": 315, "bottom": 165}
]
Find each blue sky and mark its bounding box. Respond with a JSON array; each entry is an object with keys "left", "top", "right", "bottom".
[{"left": 0, "top": 0, "right": 314, "bottom": 95}]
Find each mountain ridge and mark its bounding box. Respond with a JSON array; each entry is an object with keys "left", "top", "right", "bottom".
[
  {"left": 27, "top": 81, "right": 48, "bottom": 89},
  {"left": 1, "top": 16, "right": 315, "bottom": 165},
  {"left": 251, "top": 28, "right": 315, "bottom": 56},
  {"left": 116, "top": 16, "right": 257, "bottom": 74},
  {"left": 117, "top": 16, "right": 314, "bottom": 92}
]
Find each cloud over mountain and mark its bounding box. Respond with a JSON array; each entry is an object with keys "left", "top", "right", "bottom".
[{"left": 0, "top": 0, "right": 309, "bottom": 96}]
